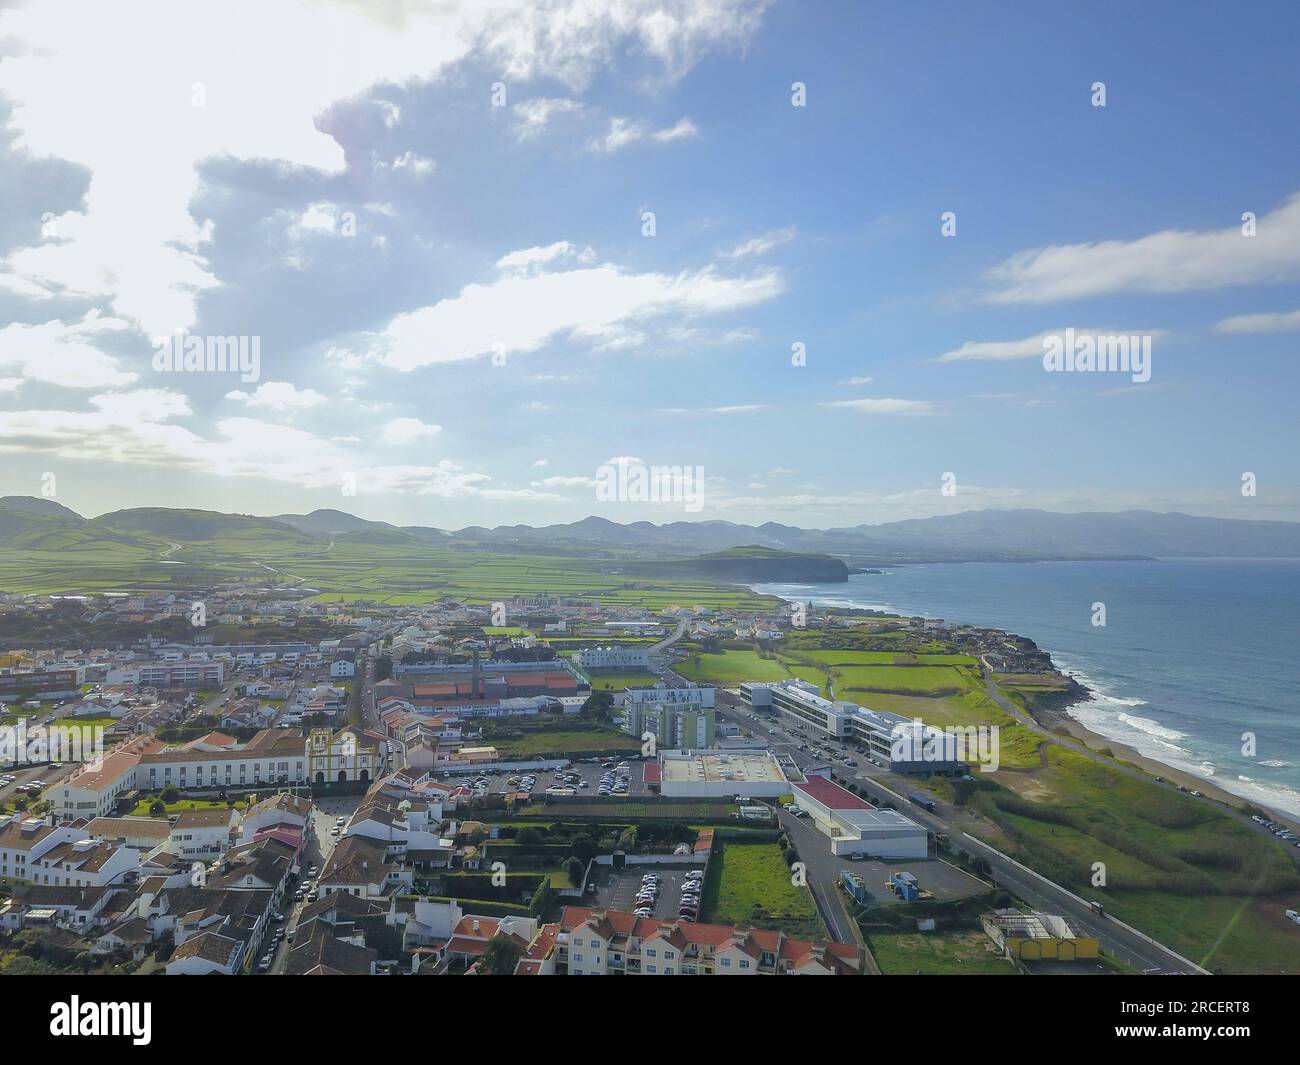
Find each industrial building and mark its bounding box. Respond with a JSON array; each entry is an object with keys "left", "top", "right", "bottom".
[
  {"left": 790, "top": 773, "right": 928, "bottom": 859},
  {"left": 655, "top": 749, "right": 791, "bottom": 798},
  {"left": 741, "top": 679, "right": 963, "bottom": 775}
]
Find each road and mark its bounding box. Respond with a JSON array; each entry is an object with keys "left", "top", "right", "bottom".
[{"left": 709, "top": 694, "right": 1205, "bottom": 974}]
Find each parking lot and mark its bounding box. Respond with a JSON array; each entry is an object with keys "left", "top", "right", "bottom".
[
  {"left": 456, "top": 757, "right": 651, "bottom": 800},
  {"left": 842, "top": 855, "right": 989, "bottom": 903},
  {"left": 586, "top": 862, "right": 706, "bottom": 920}
]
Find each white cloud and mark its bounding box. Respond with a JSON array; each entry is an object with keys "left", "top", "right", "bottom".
[
  {"left": 589, "top": 115, "right": 699, "bottom": 152},
  {"left": 370, "top": 252, "right": 784, "bottom": 369},
  {"left": 0, "top": 0, "right": 766, "bottom": 337},
  {"left": 983, "top": 193, "right": 1300, "bottom": 304},
  {"left": 720, "top": 226, "right": 795, "bottom": 259},
  {"left": 532, "top": 458, "right": 549, "bottom": 467},
  {"left": 496, "top": 241, "right": 595, "bottom": 274},
  {"left": 937, "top": 328, "right": 1166, "bottom": 362},
  {"left": 1213, "top": 308, "right": 1300, "bottom": 334},
  {"left": 512, "top": 97, "right": 583, "bottom": 138},
  {"left": 225, "top": 381, "right": 327, "bottom": 411},
  {"left": 380, "top": 417, "right": 443, "bottom": 445},
  {"left": 0, "top": 311, "right": 138, "bottom": 388},
  {"left": 389, "top": 150, "right": 436, "bottom": 176},
  {"left": 845, "top": 375, "right": 872, "bottom": 386},
  {"left": 821, "top": 397, "right": 938, "bottom": 415},
  {"left": 662, "top": 403, "right": 765, "bottom": 415}
]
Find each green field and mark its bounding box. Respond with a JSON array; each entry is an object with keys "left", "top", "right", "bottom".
[
  {"left": 490, "top": 728, "right": 640, "bottom": 759},
  {"left": 702, "top": 841, "right": 822, "bottom": 939},
  {"left": 0, "top": 528, "right": 780, "bottom": 611},
  {"left": 676, "top": 649, "right": 827, "bottom": 689},
  {"left": 964, "top": 747, "right": 1300, "bottom": 973},
  {"left": 583, "top": 670, "right": 658, "bottom": 692},
  {"left": 867, "top": 931, "right": 1015, "bottom": 975}
]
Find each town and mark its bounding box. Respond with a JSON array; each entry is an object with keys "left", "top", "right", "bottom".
[{"left": 6, "top": 576, "right": 1286, "bottom": 978}]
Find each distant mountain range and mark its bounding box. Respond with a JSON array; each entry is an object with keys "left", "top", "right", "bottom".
[
  {"left": 1, "top": 498, "right": 1299, "bottom": 564},
  {"left": 275, "top": 506, "right": 1300, "bottom": 561}
]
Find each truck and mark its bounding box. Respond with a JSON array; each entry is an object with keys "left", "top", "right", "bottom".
[
  {"left": 908, "top": 792, "right": 936, "bottom": 813},
  {"left": 1089, "top": 900, "right": 1106, "bottom": 916}
]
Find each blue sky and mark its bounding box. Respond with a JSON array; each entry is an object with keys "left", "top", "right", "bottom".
[{"left": 0, "top": 0, "right": 1297, "bottom": 528}]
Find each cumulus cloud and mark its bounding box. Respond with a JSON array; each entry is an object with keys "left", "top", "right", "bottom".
[
  {"left": 380, "top": 417, "right": 443, "bottom": 445},
  {"left": 0, "top": 310, "right": 138, "bottom": 388},
  {"left": 225, "top": 381, "right": 327, "bottom": 410},
  {"left": 0, "top": 0, "right": 766, "bottom": 337},
  {"left": 368, "top": 249, "right": 783, "bottom": 369}
]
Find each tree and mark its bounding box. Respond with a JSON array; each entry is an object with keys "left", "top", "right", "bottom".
[
  {"left": 581, "top": 690, "right": 614, "bottom": 723},
  {"left": 564, "top": 856, "right": 585, "bottom": 887},
  {"left": 374, "top": 654, "right": 394, "bottom": 682},
  {"left": 160, "top": 784, "right": 180, "bottom": 804},
  {"left": 149, "top": 799, "right": 167, "bottom": 818},
  {"left": 479, "top": 935, "right": 525, "bottom": 975},
  {"left": 569, "top": 833, "right": 597, "bottom": 864},
  {"left": 516, "top": 827, "right": 545, "bottom": 845}
]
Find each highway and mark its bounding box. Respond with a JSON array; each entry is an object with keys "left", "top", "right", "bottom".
[{"left": 704, "top": 689, "right": 1206, "bottom": 974}]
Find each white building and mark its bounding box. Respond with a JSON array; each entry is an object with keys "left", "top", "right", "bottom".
[
  {"left": 655, "top": 750, "right": 790, "bottom": 799},
  {"left": 576, "top": 646, "right": 651, "bottom": 670},
  {"left": 741, "top": 680, "right": 961, "bottom": 775},
  {"left": 791, "top": 774, "right": 928, "bottom": 859}
]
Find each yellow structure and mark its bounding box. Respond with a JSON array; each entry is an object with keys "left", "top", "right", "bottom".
[{"left": 981, "top": 910, "right": 1099, "bottom": 961}]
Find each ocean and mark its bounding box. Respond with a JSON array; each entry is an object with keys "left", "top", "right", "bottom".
[{"left": 753, "top": 558, "right": 1300, "bottom": 820}]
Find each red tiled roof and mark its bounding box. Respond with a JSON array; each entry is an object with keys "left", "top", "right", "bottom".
[{"left": 793, "top": 774, "right": 873, "bottom": 811}]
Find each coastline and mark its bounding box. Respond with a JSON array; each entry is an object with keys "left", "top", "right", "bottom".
[{"left": 753, "top": 584, "right": 1300, "bottom": 829}]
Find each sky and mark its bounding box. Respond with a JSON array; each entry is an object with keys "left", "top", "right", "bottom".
[{"left": 0, "top": 0, "right": 1297, "bottom": 530}]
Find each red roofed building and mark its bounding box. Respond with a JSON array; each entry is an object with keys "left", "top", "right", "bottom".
[{"left": 529, "top": 907, "right": 866, "bottom": 976}]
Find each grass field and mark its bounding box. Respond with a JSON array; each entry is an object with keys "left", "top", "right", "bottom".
[
  {"left": 702, "top": 841, "right": 822, "bottom": 939},
  {"left": 867, "top": 931, "right": 1015, "bottom": 975},
  {"left": 966, "top": 746, "right": 1300, "bottom": 973},
  {"left": 491, "top": 728, "right": 640, "bottom": 759},
  {"left": 128, "top": 798, "right": 231, "bottom": 816},
  {"left": 676, "top": 649, "right": 828, "bottom": 690},
  {"left": 0, "top": 537, "right": 781, "bottom": 611},
  {"left": 582, "top": 670, "right": 658, "bottom": 691}
]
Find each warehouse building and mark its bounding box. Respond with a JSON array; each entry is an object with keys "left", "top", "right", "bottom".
[
  {"left": 655, "top": 749, "right": 791, "bottom": 799},
  {"left": 790, "top": 773, "right": 928, "bottom": 859}
]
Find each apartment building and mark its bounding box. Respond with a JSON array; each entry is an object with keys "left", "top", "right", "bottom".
[
  {"left": 107, "top": 659, "right": 224, "bottom": 689},
  {"left": 618, "top": 685, "right": 717, "bottom": 748},
  {"left": 575, "top": 646, "right": 651, "bottom": 670},
  {"left": 741, "top": 679, "right": 961, "bottom": 774},
  {"left": 0, "top": 815, "right": 138, "bottom": 887},
  {"left": 530, "top": 907, "right": 865, "bottom": 975}
]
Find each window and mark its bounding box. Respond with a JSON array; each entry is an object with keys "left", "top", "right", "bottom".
[{"left": 720, "top": 958, "right": 731, "bottom": 968}]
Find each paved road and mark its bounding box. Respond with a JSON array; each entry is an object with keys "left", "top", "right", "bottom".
[{"left": 712, "top": 697, "right": 1205, "bottom": 974}]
